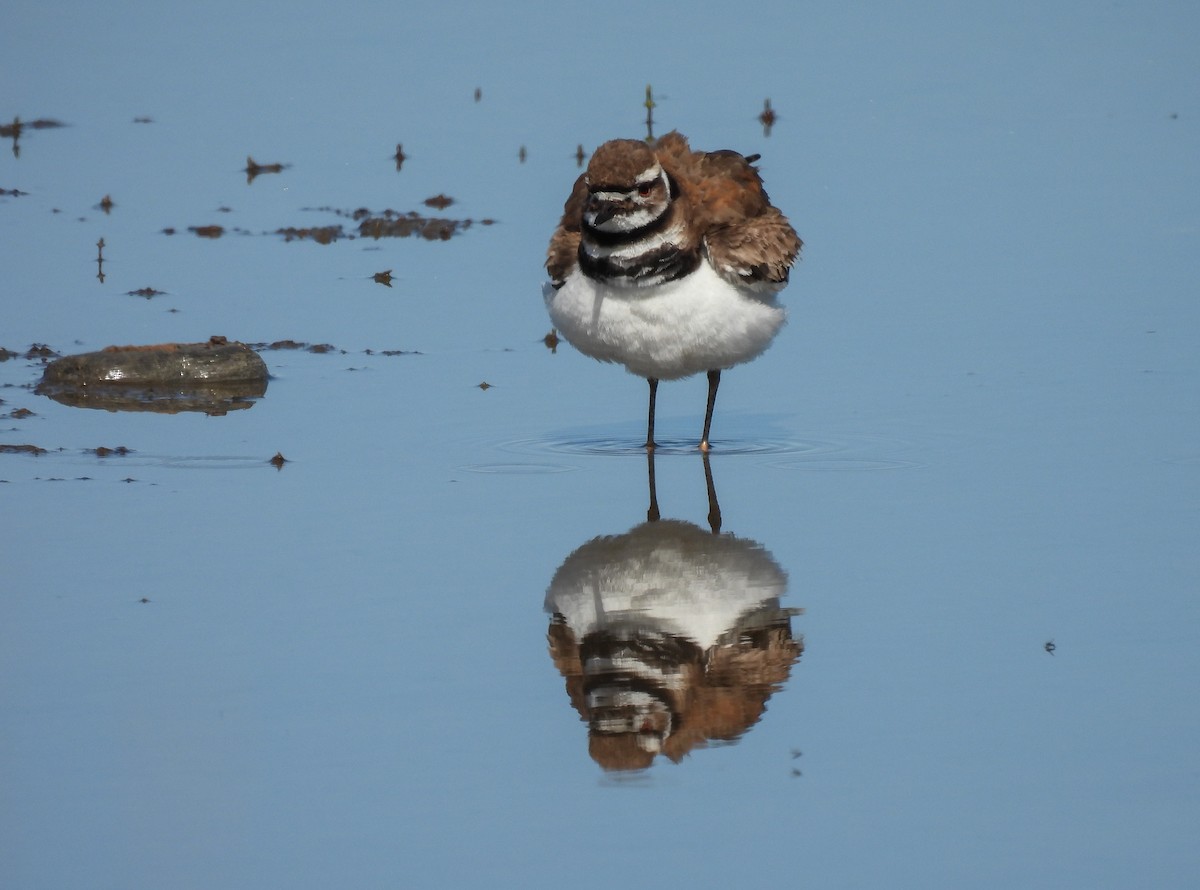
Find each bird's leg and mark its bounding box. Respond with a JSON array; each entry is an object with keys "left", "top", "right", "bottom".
[
  {"left": 645, "top": 377, "right": 659, "bottom": 450},
  {"left": 645, "top": 449, "right": 661, "bottom": 523},
  {"left": 702, "top": 450, "right": 722, "bottom": 534},
  {"left": 700, "top": 369, "right": 721, "bottom": 452}
]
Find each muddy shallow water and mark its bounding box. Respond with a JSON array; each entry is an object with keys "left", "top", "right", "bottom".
[{"left": 3, "top": 2, "right": 1199, "bottom": 888}]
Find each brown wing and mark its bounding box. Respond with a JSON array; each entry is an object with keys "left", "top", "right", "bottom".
[
  {"left": 682, "top": 147, "right": 802, "bottom": 286},
  {"left": 691, "top": 151, "right": 772, "bottom": 226},
  {"left": 545, "top": 173, "right": 587, "bottom": 286},
  {"left": 653, "top": 131, "right": 695, "bottom": 169},
  {"left": 705, "top": 207, "right": 803, "bottom": 286}
]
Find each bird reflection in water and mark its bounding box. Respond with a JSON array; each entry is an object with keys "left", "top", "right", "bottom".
[{"left": 544, "top": 453, "right": 802, "bottom": 772}]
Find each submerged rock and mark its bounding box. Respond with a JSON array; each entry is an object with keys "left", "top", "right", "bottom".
[{"left": 37, "top": 337, "right": 268, "bottom": 414}]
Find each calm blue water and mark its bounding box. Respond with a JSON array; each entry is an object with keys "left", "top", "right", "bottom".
[{"left": 3, "top": 1, "right": 1198, "bottom": 888}]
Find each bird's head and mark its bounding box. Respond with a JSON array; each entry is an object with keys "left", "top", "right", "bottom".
[{"left": 583, "top": 139, "right": 672, "bottom": 234}]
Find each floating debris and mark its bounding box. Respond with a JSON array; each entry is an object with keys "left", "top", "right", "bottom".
[
  {"left": 477, "top": 381, "right": 493, "bottom": 390},
  {"left": 133, "top": 116, "right": 154, "bottom": 124},
  {"left": 93, "top": 446, "right": 132, "bottom": 457},
  {"left": 25, "top": 344, "right": 58, "bottom": 360},
  {"left": 643, "top": 84, "right": 656, "bottom": 141},
  {"left": 95, "top": 238, "right": 106, "bottom": 283},
  {"left": 170, "top": 205, "right": 493, "bottom": 244},
  {"left": 276, "top": 225, "right": 341, "bottom": 244},
  {"left": 393, "top": 143, "right": 407, "bottom": 171},
  {"left": 1, "top": 117, "right": 66, "bottom": 158},
  {"left": 253, "top": 340, "right": 342, "bottom": 354},
  {"left": 0, "top": 117, "right": 67, "bottom": 134},
  {"left": 373, "top": 269, "right": 394, "bottom": 287},
  {"left": 126, "top": 287, "right": 166, "bottom": 299},
  {"left": 244, "top": 155, "right": 288, "bottom": 184},
  {"left": 543, "top": 328, "right": 559, "bottom": 353},
  {"left": 424, "top": 193, "right": 454, "bottom": 210},
  {"left": 1, "top": 187, "right": 29, "bottom": 197},
  {"left": 0, "top": 443, "right": 47, "bottom": 456},
  {"left": 189, "top": 225, "right": 224, "bottom": 239},
  {"left": 37, "top": 337, "right": 268, "bottom": 414},
  {"left": 97, "top": 194, "right": 115, "bottom": 214},
  {"left": 759, "top": 98, "right": 776, "bottom": 136},
  {"left": 358, "top": 212, "right": 471, "bottom": 241}
]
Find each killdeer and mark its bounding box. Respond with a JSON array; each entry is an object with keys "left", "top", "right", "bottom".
[{"left": 544, "top": 131, "right": 801, "bottom": 451}]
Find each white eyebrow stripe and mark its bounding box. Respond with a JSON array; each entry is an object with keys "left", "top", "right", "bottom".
[
  {"left": 591, "top": 162, "right": 664, "bottom": 197},
  {"left": 634, "top": 162, "right": 663, "bottom": 184}
]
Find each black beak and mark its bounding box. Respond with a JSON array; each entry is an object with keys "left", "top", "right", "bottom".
[{"left": 588, "top": 197, "right": 616, "bottom": 226}]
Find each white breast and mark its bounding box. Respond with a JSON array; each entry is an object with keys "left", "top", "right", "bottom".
[{"left": 543, "top": 261, "right": 787, "bottom": 381}]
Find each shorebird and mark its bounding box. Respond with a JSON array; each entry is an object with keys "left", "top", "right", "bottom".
[{"left": 544, "top": 131, "right": 801, "bottom": 450}]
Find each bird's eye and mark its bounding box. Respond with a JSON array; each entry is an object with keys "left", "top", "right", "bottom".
[{"left": 636, "top": 181, "right": 654, "bottom": 197}]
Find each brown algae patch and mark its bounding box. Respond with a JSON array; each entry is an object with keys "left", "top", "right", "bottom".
[
  {"left": 0, "top": 443, "right": 48, "bottom": 456},
  {"left": 166, "top": 205, "right": 493, "bottom": 244}
]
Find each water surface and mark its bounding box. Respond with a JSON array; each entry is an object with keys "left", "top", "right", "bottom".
[{"left": 3, "top": 2, "right": 1198, "bottom": 888}]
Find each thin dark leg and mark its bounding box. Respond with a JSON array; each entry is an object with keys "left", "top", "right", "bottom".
[
  {"left": 700, "top": 369, "right": 721, "bottom": 452},
  {"left": 702, "top": 450, "right": 722, "bottom": 534},
  {"left": 645, "top": 377, "right": 659, "bottom": 450},
  {"left": 645, "top": 449, "right": 661, "bottom": 523}
]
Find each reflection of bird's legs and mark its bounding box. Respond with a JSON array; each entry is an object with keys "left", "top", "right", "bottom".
[
  {"left": 645, "top": 377, "right": 659, "bottom": 450},
  {"left": 702, "top": 451, "right": 722, "bottom": 535},
  {"left": 646, "top": 449, "right": 661, "bottom": 523},
  {"left": 700, "top": 370, "right": 721, "bottom": 452}
]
